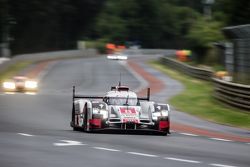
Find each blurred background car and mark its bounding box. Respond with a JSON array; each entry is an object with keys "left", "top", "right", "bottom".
[
  {"left": 107, "top": 52, "right": 128, "bottom": 60},
  {"left": 2, "top": 76, "right": 38, "bottom": 92}
]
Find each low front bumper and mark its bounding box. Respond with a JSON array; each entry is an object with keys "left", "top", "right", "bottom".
[{"left": 89, "top": 118, "right": 170, "bottom": 134}]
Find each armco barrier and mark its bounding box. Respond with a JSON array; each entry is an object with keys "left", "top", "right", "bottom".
[
  {"left": 0, "top": 49, "right": 97, "bottom": 73},
  {"left": 124, "top": 49, "right": 176, "bottom": 56},
  {"left": 161, "top": 57, "right": 213, "bottom": 81},
  {"left": 161, "top": 56, "right": 250, "bottom": 111},
  {"left": 213, "top": 78, "right": 250, "bottom": 110}
]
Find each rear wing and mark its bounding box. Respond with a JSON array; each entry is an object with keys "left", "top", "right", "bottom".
[
  {"left": 138, "top": 88, "right": 150, "bottom": 101},
  {"left": 72, "top": 86, "right": 104, "bottom": 100},
  {"left": 72, "top": 86, "right": 150, "bottom": 101}
]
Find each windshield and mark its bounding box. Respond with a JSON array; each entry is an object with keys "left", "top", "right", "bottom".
[{"left": 108, "top": 97, "right": 138, "bottom": 106}]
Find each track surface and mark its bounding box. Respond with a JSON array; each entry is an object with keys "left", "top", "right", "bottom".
[{"left": 0, "top": 54, "right": 249, "bottom": 167}]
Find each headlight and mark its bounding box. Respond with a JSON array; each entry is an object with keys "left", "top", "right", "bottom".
[
  {"left": 100, "top": 110, "right": 108, "bottom": 119},
  {"left": 3, "top": 82, "right": 16, "bottom": 89},
  {"left": 93, "top": 109, "right": 108, "bottom": 119},
  {"left": 152, "top": 110, "right": 169, "bottom": 120},
  {"left": 25, "top": 81, "right": 38, "bottom": 89},
  {"left": 161, "top": 110, "right": 169, "bottom": 117}
]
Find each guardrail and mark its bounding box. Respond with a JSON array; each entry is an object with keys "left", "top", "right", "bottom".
[
  {"left": 124, "top": 49, "right": 176, "bottom": 56},
  {"left": 0, "top": 49, "right": 98, "bottom": 73},
  {"left": 213, "top": 78, "right": 250, "bottom": 110},
  {"left": 161, "top": 57, "right": 250, "bottom": 111},
  {"left": 161, "top": 57, "right": 213, "bottom": 81}
]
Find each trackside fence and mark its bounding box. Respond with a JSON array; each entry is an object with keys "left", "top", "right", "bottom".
[
  {"left": 0, "top": 49, "right": 98, "bottom": 73},
  {"left": 161, "top": 57, "right": 250, "bottom": 111},
  {"left": 213, "top": 78, "right": 250, "bottom": 110},
  {"left": 161, "top": 57, "right": 213, "bottom": 81}
]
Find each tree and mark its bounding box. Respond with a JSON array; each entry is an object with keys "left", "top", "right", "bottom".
[
  {"left": 7, "top": 0, "right": 105, "bottom": 54},
  {"left": 214, "top": 0, "right": 250, "bottom": 25},
  {"left": 95, "top": 0, "right": 199, "bottom": 48},
  {"left": 186, "top": 17, "right": 225, "bottom": 63}
]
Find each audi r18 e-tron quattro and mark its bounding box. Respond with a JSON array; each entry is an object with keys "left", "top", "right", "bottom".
[{"left": 70, "top": 84, "right": 170, "bottom": 135}]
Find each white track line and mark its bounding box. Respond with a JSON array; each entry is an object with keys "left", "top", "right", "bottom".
[
  {"left": 17, "top": 133, "right": 34, "bottom": 137},
  {"left": 179, "top": 133, "right": 199, "bottom": 137},
  {"left": 164, "top": 157, "right": 201, "bottom": 164},
  {"left": 93, "top": 147, "right": 121, "bottom": 152},
  {"left": 54, "top": 140, "right": 86, "bottom": 146},
  {"left": 210, "top": 163, "right": 238, "bottom": 167},
  {"left": 210, "top": 138, "right": 232, "bottom": 142},
  {"left": 127, "top": 152, "right": 158, "bottom": 157}
]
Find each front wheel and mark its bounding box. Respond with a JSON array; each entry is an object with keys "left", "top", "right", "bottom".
[{"left": 71, "top": 105, "right": 78, "bottom": 131}]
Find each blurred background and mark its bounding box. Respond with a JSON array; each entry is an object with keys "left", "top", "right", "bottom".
[
  {"left": 0, "top": 0, "right": 250, "bottom": 83},
  {"left": 0, "top": 0, "right": 249, "bottom": 52}
]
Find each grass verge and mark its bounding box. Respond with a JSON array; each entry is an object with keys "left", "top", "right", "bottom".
[
  {"left": 149, "top": 60, "right": 250, "bottom": 130},
  {"left": 0, "top": 61, "right": 32, "bottom": 82}
]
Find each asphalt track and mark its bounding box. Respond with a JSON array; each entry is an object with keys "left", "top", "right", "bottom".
[{"left": 0, "top": 54, "right": 249, "bottom": 167}]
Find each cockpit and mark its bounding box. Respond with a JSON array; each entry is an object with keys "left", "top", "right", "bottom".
[{"left": 103, "top": 97, "right": 139, "bottom": 106}]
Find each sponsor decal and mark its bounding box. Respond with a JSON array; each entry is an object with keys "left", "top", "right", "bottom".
[
  {"left": 120, "top": 108, "right": 136, "bottom": 115},
  {"left": 120, "top": 108, "right": 139, "bottom": 123},
  {"left": 122, "top": 118, "right": 139, "bottom": 123}
]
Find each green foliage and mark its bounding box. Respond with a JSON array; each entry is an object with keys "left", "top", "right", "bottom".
[
  {"left": 0, "top": 61, "right": 32, "bottom": 82},
  {"left": 186, "top": 18, "right": 225, "bottom": 49},
  {"left": 2, "top": 0, "right": 250, "bottom": 53},
  {"left": 96, "top": 14, "right": 128, "bottom": 43},
  {"left": 7, "top": 0, "right": 105, "bottom": 54},
  {"left": 95, "top": 0, "right": 199, "bottom": 48},
  {"left": 95, "top": 39, "right": 109, "bottom": 54},
  {"left": 215, "top": 0, "right": 250, "bottom": 25},
  {"left": 85, "top": 39, "right": 108, "bottom": 54}
]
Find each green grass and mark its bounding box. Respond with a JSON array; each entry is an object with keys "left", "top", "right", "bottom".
[
  {"left": 0, "top": 61, "right": 32, "bottom": 82},
  {"left": 149, "top": 61, "right": 250, "bottom": 130}
]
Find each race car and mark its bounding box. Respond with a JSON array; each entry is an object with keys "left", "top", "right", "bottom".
[
  {"left": 107, "top": 52, "right": 128, "bottom": 60},
  {"left": 70, "top": 84, "right": 170, "bottom": 135},
  {"left": 2, "top": 76, "right": 38, "bottom": 92}
]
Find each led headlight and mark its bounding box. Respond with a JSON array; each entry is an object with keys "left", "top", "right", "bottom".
[
  {"left": 93, "top": 109, "right": 108, "bottom": 119},
  {"left": 25, "top": 81, "right": 38, "bottom": 89},
  {"left": 3, "top": 82, "right": 16, "bottom": 89},
  {"left": 161, "top": 110, "right": 169, "bottom": 117},
  {"left": 152, "top": 110, "right": 169, "bottom": 120},
  {"left": 100, "top": 110, "right": 108, "bottom": 119}
]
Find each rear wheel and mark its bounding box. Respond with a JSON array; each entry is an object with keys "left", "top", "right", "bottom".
[
  {"left": 73, "top": 127, "right": 79, "bottom": 131},
  {"left": 83, "top": 105, "right": 88, "bottom": 132},
  {"left": 71, "top": 104, "right": 82, "bottom": 131},
  {"left": 161, "top": 131, "right": 168, "bottom": 136}
]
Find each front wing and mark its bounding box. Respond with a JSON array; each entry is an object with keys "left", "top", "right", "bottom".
[{"left": 88, "top": 114, "right": 170, "bottom": 135}]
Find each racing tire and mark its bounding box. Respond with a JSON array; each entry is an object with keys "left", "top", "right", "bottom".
[
  {"left": 73, "top": 126, "right": 80, "bottom": 131},
  {"left": 161, "top": 130, "right": 168, "bottom": 136},
  {"left": 71, "top": 104, "right": 82, "bottom": 131},
  {"left": 83, "top": 104, "right": 88, "bottom": 132}
]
